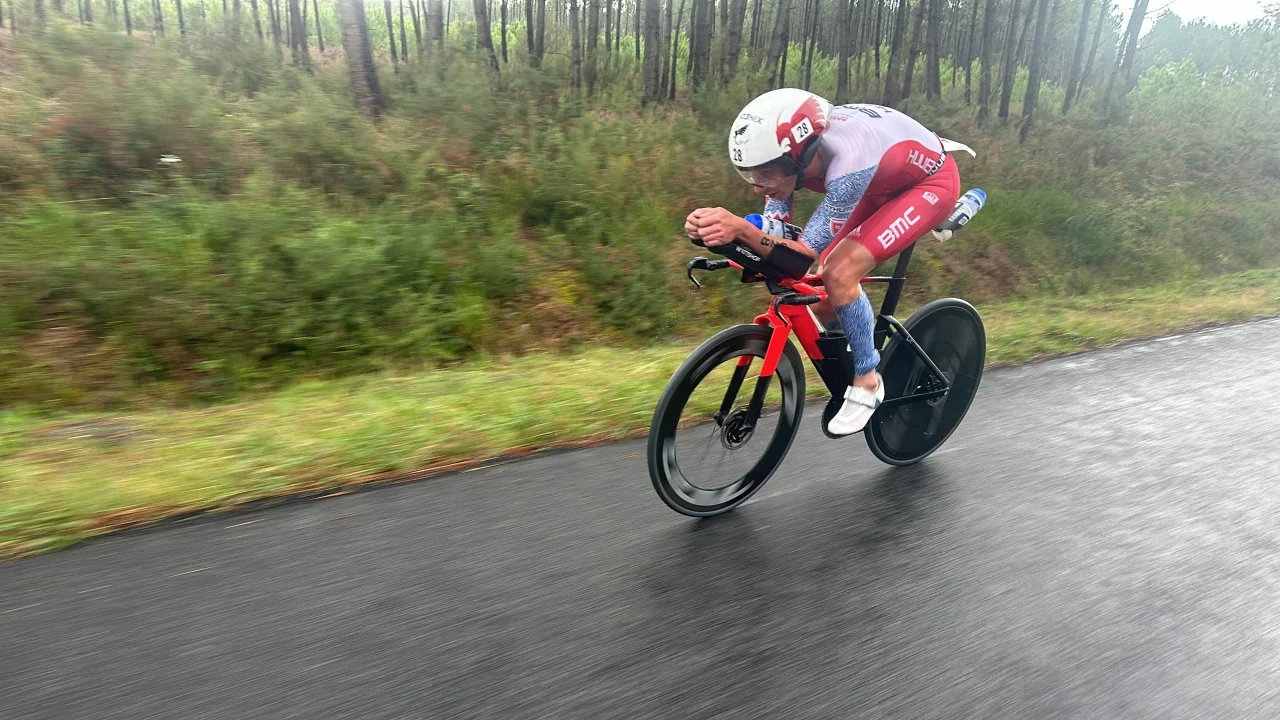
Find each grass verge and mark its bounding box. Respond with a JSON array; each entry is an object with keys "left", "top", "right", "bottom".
[{"left": 4, "top": 268, "right": 1280, "bottom": 559}]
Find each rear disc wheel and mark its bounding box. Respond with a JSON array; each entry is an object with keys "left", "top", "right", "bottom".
[{"left": 866, "top": 298, "right": 986, "bottom": 466}]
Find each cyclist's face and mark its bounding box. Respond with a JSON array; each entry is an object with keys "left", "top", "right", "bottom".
[
  {"left": 737, "top": 157, "right": 799, "bottom": 197},
  {"left": 747, "top": 170, "right": 797, "bottom": 197},
  {"left": 752, "top": 180, "right": 792, "bottom": 197}
]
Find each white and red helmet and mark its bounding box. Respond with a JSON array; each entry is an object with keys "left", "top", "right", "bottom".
[{"left": 728, "top": 88, "right": 832, "bottom": 184}]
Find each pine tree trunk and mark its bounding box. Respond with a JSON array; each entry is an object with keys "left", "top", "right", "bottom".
[
  {"left": 836, "top": 0, "right": 851, "bottom": 100},
  {"left": 1059, "top": 0, "right": 1092, "bottom": 111},
  {"left": 380, "top": 0, "right": 397, "bottom": 69},
  {"left": 1018, "top": 0, "right": 1051, "bottom": 141},
  {"left": 522, "top": 0, "right": 532, "bottom": 57},
  {"left": 472, "top": 0, "right": 500, "bottom": 72},
  {"left": 1080, "top": 0, "right": 1107, "bottom": 92},
  {"left": 399, "top": 0, "right": 409, "bottom": 60},
  {"left": 720, "top": 0, "right": 746, "bottom": 83},
  {"left": 569, "top": 0, "right": 581, "bottom": 88},
  {"left": 1115, "top": 0, "right": 1147, "bottom": 95},
  {"left": 762, "top": 0, "right": 792, "bottom": 87},
  {"left": 882, "top": 0, "right": 911, "bottom": 104},
  {"left": 264, "top": 0, "right": 273, "bottom": 43},
  {"left": 634, "top": 0, "right": 640, "bottom": 60},
  {"left": 425, "top": 0, "right": 440, "bottom": 50},
  {"left": 499, "top": 0, "right": 507, "bottom": 61},
  {"left": 123, "top": 0, "right": 132, "bottom": 33},
  {"left": 748, "top": 0, "right": 761, "bottom": 49},
  {"left": 690, "top": 0, "right": 712, "bottom": 87},
  {"left": 857, "top": 0, "right": 875, "bottom": 92},
  {"left": 338, "top": 0, "right": 386, "bottom": 118},
  {"left": 1013, "top": 0, "right": 1033, "bottom": 65},
  {"left": 796, "top": 0, "right": 812, "bottom": 84},
  {"left": 802, "top": 0, "right": 819, "bottom": 89},
  {"left": 873, "top": 0, "right": 882, "bottom": 81},
  {"left": 975, "top": 0, "right": 996, "bottom": 123},
  {"left": 408, "top": 0, "right": 421, "bottom": 54},
  {"left": 586, "top": 0, "right": 598, "bottom": 92},
  {"left": 533, "top": 0, "right": 544, "bottom": 65},
  {"left": 313, "top": 0, "right": 325, "bottom": 49},
  {"left": 963, "top": 0, "right": 979, "bottom": 103},
  {"left": 642, "top": 0, "right": 661, "bottom": 101},
  {"left": 997, "top": 0, "right": 1021, "bottom": 122},
  {"left": 153, "top": 0, "right": 165, "bottom": 35},
  {"left": 669, "top": 0, "right": 686, "bottom": 98},
  {"left": 659, "top": 0, "right": 672, "bottom": 95},
  {"left": 249, "top": 0, "right": 261, "bottom": 37},
  {"left": 778, "top": 20, "right": 789, "bottom": 85},
  {"left": 901, "top": 0, "right": 926, "bottom": 103},
  {"left": 290, "top": 0, "right": 310, "bottom": 65},
  {"left": 176, "top": 0, "right": 186, "bottom": 33},
  {"left": 925, "top": 0, "right": 941, "bottom": 100}
]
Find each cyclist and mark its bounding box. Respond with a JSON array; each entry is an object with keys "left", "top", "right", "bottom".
[{"left": 685, "top": 88, "right": 966, "bottom": 436}]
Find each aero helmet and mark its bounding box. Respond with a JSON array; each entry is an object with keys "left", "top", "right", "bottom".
[{"left": 728, "top": 88, "right": 832, "bottom": 185}]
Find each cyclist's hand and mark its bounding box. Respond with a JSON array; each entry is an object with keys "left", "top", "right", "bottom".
[{"left": 686, "top": 207, "right": 748, "bottom": 248}]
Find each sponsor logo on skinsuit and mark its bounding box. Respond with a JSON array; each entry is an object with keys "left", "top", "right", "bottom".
[
  {"left": 907, "top": 149, "right": 940, "bottom": 174},
  {"left": 878, "top": 206, "right": 920, "bottom": 249}
]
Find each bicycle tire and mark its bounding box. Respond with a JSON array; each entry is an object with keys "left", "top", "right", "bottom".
[
  {"left": 647, "top": 324, "right": 806, "bottom": 517},
  {"left": 865, "top": 298, "right": 986, "bottom": 466}
]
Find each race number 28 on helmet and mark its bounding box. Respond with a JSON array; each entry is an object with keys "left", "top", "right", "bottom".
[{"left": 729, "top": 89, "right": 833, "bottom": 187}]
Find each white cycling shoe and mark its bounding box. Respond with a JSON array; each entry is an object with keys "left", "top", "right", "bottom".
[{"left": 826, "top": 373, "right": 885, "bottom": 437}]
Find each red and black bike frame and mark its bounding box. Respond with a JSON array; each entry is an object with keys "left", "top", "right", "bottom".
[{"left": 687, "top": 244, "right": 953, "bottom": 432}]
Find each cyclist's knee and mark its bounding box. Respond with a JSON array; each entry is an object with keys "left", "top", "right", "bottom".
[{"left": 823, "top": 244, "right": 876, "bottom": 305}]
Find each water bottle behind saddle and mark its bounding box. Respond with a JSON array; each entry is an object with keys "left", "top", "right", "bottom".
[{"left": 931, "top": 189, "right": 987, "bottom": 242}]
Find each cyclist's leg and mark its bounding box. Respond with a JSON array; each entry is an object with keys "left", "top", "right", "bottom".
[
  {"left": 823, "top": 158, "right": 961, "bottom": 435},
  {"left": 812, "top": 197, "right": 886, "bottom": 333},
  {"left": 826, "top": 156, "right": 960, "bottom": 357}
]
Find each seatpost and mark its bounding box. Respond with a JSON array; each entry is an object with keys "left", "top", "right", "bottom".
[{"left": 873, "top": 245, "right": 914, "bottom": 350}]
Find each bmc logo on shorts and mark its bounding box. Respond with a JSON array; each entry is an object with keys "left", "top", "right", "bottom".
[
  {"left": 878, "top": 206, "right": 920, "bottom": 249},
  {"left": 907, "top": 150, "right": 940, "bottom": 174}
]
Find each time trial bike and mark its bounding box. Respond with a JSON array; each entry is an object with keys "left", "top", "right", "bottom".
[{"left": 646, "top": 199, "right": 988, "bottom": 517}]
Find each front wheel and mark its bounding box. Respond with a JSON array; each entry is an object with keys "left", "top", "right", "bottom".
[
  {"left": 866, "top": 298, "right": 986, "bottom": 466},
  {"left": 647, "top": 324, "right": 806, "bottom": 517}
]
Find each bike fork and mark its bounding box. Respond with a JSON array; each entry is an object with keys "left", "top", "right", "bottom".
[{"left": 715, "top": 323, "right": 792, "bottom": 430}]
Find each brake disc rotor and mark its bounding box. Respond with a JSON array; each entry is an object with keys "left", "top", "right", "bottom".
[{"left": 720, "top": 408, "right": 755, "bottom": 449}]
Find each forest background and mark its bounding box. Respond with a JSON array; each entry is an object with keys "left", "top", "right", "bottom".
[{"left": 0, "top": 0, "right": 1278, "bottom": 410}]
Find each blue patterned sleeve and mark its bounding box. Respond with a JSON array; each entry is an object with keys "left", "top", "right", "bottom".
[{"left": 798, "top": 166, "right": 877, "bottom": 255}]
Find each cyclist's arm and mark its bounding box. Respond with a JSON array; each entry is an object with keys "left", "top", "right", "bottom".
[
  {"left": 733, "top": 192, "right": 814, "bottom": 263},
  {"left": 735, "top": 168, "right": 877, "bottom": 263},
  {"left": 796, "top": 166, "right": 877, "bottom": 257}
]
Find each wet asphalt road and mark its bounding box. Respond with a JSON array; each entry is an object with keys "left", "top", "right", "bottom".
[{"left": 4, "top": 319, "right": 1280, "bottom": 719}]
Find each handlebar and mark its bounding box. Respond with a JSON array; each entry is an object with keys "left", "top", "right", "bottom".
[{"left": 686, "top": 256, "right": 734, "bottom": 288}]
